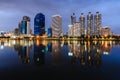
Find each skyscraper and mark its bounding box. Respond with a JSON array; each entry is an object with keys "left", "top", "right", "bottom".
[
  {"left": 51, "top": 15, "right": 62, "bottom": 37},
  {"left": 34, "top": 13, "right": 45, "bottom": 36},
  {"left": 79, "top": 13, "right": 85, "bottom": 36},
  {"left": 71, "top": 13, "right": 76, "bottom": 25},
  {"left": 94, "top": 12, "right": 102, "bottom": 36},
  {"left": 87, "top": 12, "right": 93, "bottom": 36},
  {"left": 20, "top": 16, "right": 30, "bottom": 36}
]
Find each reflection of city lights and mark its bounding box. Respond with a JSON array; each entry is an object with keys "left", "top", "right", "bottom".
[
  {"left": 37, "top": 58, "right": 40, "bottom": 61},
  {"left": 104, "top": 41, "right": 108, "bottom": 48},
  {"left": 12, "top": 40, "right": 16, "bottom": 45},
  {"left": 42, "top": 40, "right": 47, "bottom": 45},
  {"left": 0, "top": 45, "right": 4, "bottom": 49},
  {"left": 68, "top": 52, "right": 73, "bottom": 56},
  {"left": 88, "top": 41, "right": 90, "bottom": 46},
  {"left": 36, "top": 40, "right": 40, "bottom": 46},
  {"left": 88, "top": 56, "right": 91, "bottom": 60},
  {"left": 41, "top": 49, "right": 45, "bottom": 53},
  {"left": 103, "top": 52, "right": 109, "bottom": 55},
  {"left": 55, "top": 49, "right": 57, "bottom": 52},
  {"left": 97, "top": 49, "right": 100, "bottom": 52},
  {"left": 61, "top": 44, "right": 64, "bottom": 47},
  {"left": 46, "top": 47, "right": 48, "bottom": 51}
]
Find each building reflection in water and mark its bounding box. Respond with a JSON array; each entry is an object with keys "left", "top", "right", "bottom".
[
  {"left": 0, "top": 40, "right": 4, "bottom": 49},
  {"left": 50, "top": 41, "right": 62, "bottom": 65},
  {"left": 67, "top": 41, "right": 113, "bottom": 67},
  {"left": 0, "top": 39, "right": 118, "bottom": 66},
  {"left": 34, "top": 40, "right": 45, "bottom": 66},
  {"left": 47, "top": 42, "right": 52, "bottom": 52},
  {"left": 14, "top": 40, "right": 32, "bottom": 63}
]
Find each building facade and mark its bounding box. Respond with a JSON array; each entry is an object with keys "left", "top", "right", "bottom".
[
  {"left": 101, "top": 26, "right": 111, "bottom": 36},
  {"left": 47, "top": 27, "right": 52, "bottom": 37},
  {"left": 34, "top": 13, "right": 45, "bottom": 36},
  {"left": 73, "top": 22, "right": 81, "bottom": 37},
  {"left": 51, "top": 15, "right": 62, "bottom": 37},
  {"left": 79, "top": 13, "right": 85, "bottom": 36},
  {"left": 94, "top": 12, "right": 102, "bottom": 36},
  {"left": 71, "top": 13, "right": 76, "bottom": 25},
  {"left": 20, "top": 16, "right": 31, "bottom": 36},
  {"left": 87, "top": 12, "right": 93, "bottom": 36},
  {"left": 68, "top": 25, "right": 73, "bottom": 37}
]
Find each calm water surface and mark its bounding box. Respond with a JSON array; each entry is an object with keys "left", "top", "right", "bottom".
[{"left": 0, "top": 39, "right": 120, "bottom": 80}]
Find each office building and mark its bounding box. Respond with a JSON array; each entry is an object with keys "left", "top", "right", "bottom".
[
  {"left": 51, "top": 15, "right": 62, "bottom": 37},
  {"left": 20, "top": 16, "right": 31, "bottom": 36},
  {"left": 34, "top": 13, "right": 45, "bottom": 36}
]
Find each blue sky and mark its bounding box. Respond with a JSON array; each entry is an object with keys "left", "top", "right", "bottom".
[{"left": 0, "top": 0, "right": 120, "bottom": 34}]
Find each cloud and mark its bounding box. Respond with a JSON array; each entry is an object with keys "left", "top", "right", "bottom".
[{"left": 0, "top": 0, "right": 120, "bottom": 34}]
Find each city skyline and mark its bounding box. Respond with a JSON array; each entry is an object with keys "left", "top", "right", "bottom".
[{"left": 0, "top": 0, "right": 120, "bottom": 34}]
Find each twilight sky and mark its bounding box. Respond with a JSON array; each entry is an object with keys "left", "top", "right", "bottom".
[{"left": 0, "top": 0, "right": 120, "bottom": 34}]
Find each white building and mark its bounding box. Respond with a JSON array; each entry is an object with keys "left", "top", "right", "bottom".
[
  {"left": 68, "top": 25, "right": 73, "bottom": 37},
  {"left": 51, "top": 15, "right": 62, "bottom": 37},
  {"left": 101, "top": 26, "right": 111, "bottom": 36},
  {"left": 73, "top": 22, "right": 81, "bottom": 37}
]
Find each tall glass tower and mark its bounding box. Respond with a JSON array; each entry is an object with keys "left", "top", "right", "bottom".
[{"left": 34, "top": 13, "right": 45, "bottom": 36}]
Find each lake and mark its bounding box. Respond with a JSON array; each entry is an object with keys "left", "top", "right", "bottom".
[{"left": 0, "top": 39, "right": 120, "bottom": 80}]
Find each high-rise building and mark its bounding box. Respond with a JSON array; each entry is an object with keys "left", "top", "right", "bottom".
[
  {"left": 34, "top": 13, "right": 45, "bottom": 36},
  {"left": 47, "top": 27, "right": 52, "bottom": 37},
  {"left": 71, "top": 13, "right": 76, "bottom": 25},
  {"left": 68, "top": 25, "right": 73, "bottom": 37},
  {"left": 20, "top": 16, "right": 31, "bottom": 36},
  {"left": 73, "top": 22, "right": 81, "bottom": 37},
  {"left": 20, "top": 21, "right": 27, "bottom": 34},
  {"left": 87, "top": 12, "right": 93, "bottom": 36},
  {"left": 94, "top": 12, "right": 102, "bottom": 36},
  {"left": 79, "top": 13, "right": 85, "bottom": 36},
  {"left": 51, "top": 15, "right": 62, "bottom": 37}
]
